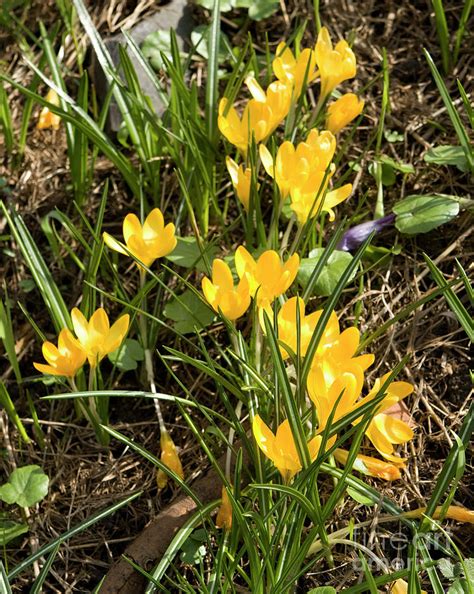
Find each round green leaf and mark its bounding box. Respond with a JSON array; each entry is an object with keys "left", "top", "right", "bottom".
[
  {"left": 165, "top": 237, "right": 217, "bottom": 272},
  {"left": 424, "top": 145, "right": 468, "bottom": 173},
  {"left": 191, "top": 25, "right": 229, "bottom": 62},
  {"left": 393, "top": 194, "right": 460, "bottom": 235},
  {"left": 108, "top": 338, "right": 145, "bottom": 372},
  {"left": 297, "top": 249, "right": 355, "bottom": 297},
  {"left": 163, "top": 290, "right": 215, "bottom": 334},
  {"left": 0, "top": 465, "right": 49, "bottom": 508},
  {"left": 141, "top": 30, "right": 174, "bottom": 71},
  {"left": 248, "top": 0, "right": 279, "bottom": 20}
]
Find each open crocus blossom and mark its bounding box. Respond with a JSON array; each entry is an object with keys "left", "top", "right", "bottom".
[
  {"left": 37, "top": 88, "right": 61, "bottom": 130},
  {"left": 360, "top": 374, "right": 414, "bottom": 464},
  {"left": 272, "top": 42, "right": 318, "bottom": 99},
  {"left": 333, "top": 448, "right": 403, "bottom": 481},
  {"left": 202, "top": 258, "right": 251, "bottom": 321},
  {"left": 290, "top": 182, "right": 352, "bottom": 224},
  {"left": 235, "top": 246, "right": 299, "bottom": 308},
  {"left": 103, "top": 208, "right": 177, "bottom": 268},
  {"left": 253, "top": 416, "right": 322, "bottom": 483},
  {"left": 218, "top": 79, "right": 291, "bottom": 155},
  {"left": 156, "top": 430, "right": 184, "bottom": 490},
  {"left": 259, "top": 129, "right": 336, "bottom": 199},
  {"left": 315, "top": 27, "right": 356, "bottom": 101},
  {"left": 33, "top": 328, "right": 86, "bottom": 378},
  {"left": 226, "top": 157, "right": 257, "bottom": 210},
  {"left": 326, "top": 93, "right": 364, "bottom": 134},
  {"left": 71, "top": 307, "right": 130, "bottom": 367}
]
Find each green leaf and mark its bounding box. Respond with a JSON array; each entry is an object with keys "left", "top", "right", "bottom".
[
  {"left": 165, "top": 237, "right": 217, "bottom": 272},
  {"left": 163, "top": 289, "right": 215, "bottom": 334},
  {"left": 194, "top": 0, "right": 233, "bottom": 11},
  {"left": 307, "top": 588, "right": 337, "bottom": 594},
  {"left": 141, "top": 30, "right": 176, "bottom": 71},
  {"left": 108, "top": 338, "right": 145, "bottom": 371},
  {"left": 0, "top": 518, "right": 29, "bottom": 546},
  {"left": 179, "top": 528, "right": 208, "bottom": 565},
  {"left": 380, "top": 155, "right": 415, "bottom": 175},
  {"left": 0, "top": 466, "right": 49, "bottom": 508},
  {"left": 424, "top": 145, "right": 469, "bottom": 172},
  {"left": 439, "top": 558, "right": 456, "bottom": 579},
  {"left": 346, "top": 486, "right": 376, "bottom": 506},
  {"left": 298, "top": 249, "right": 355, "bottom": 296},
  {"left": 448, "top": 579, "right": 469, "bottom": 594},
  {"left": 191, "top": 25, "right": 229, "bottom": 62},
  {"left": 248, "top": 0, "right": 280, "bottom": 20},
  {"left": 384, "top": 129, "right": 404, "bottom": 143},
  {"left": 393, "top": 194, "right": 460, "bottom": 234}
]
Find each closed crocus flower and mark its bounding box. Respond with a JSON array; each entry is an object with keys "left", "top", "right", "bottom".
[
  {"left": 358, "top": 373, "right": 414, "bottom": 464},
  {"left": 216, "top": 485, "right": 233, "bottom": 530},
  {"left": 290, "top": 182, "right": 352, "bottom": 224},
  {"left": 272, "top": 42, "right": 318, "bottom": 99},
  {"left": 235, "top": 246, "right": 299, "bottom": 308},
  {"left": 246, "top": 77, "right": 292, "bottom": 135},
  {"left": 260, "top": 129, "right": 336, "bottom": 199},
  {"left": 71, "top": 307, "right": 130, "bottom": 367},
  {"left": 315, "top": 27, "right": 356, "bottom": 101},
  {"left": 326, "top": 93, "right": 364, "bottom": 134},
  {"left": 226, "top": 157, "right": 257, "bottom": 210},
  {"left": 37, "top": 88, "right": 61, "bottom": 130},
  {"left": 252, "top": 415, "right": 322, "bottom": 483},
  {"left": 202, "top": 258, "right": 251, "bottom": 321},
  {"left": 103, "top": 209, "right": 177, "bottom": 268},
  {"left": 390, "top": 579, "right": 427, "bottom": 594},
  {"left": 157, "top": 430, "right": 184, "bottom": 490},
  {"left": 33, "top": 328, "right": 86, "bottom": 378},
  {"left": 334, "top": 448, "right": 403, "bottom": 481}
]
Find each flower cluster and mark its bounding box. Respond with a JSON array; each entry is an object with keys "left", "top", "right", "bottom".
[
  {"left": 219, "top": 28, "right": 363, "bottom": 224},
  {"left": 34, "top": 308, "right": 130, "bottom": 377}
]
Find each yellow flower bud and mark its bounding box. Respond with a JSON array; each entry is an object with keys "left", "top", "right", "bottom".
[
  {"left": 37, "top": 89, "right": 61, "bottom": 130},
  {"left": 226, "top": 157, "right": 258, "bottom": 210},
  {"left": 216, "top": 486, "right": 233, "bottom": 530},
  {"left": 326, "top": 93, "right": 364, "bottom": 134},
  {"left": 103, "top": 208, "right": 177, "bottom": 268},
  {"left": 157, "top": 430, "right": 184, "bottom": 490},
  {"left": 272, "top": 42, "right": 318, "bottom": 99}
]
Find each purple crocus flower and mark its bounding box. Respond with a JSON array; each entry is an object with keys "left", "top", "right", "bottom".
[{"left": 337, "top": 213, "right": 396, "bottom": 251}]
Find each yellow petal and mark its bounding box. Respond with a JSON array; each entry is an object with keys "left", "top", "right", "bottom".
[
  {"left": 123, "top": 213, "right": 142, "bottom": 244},
  {"left": 143, "top": 208, "right": 164, "bottom": 240},
  {"left": 103, "top": 232, "right": 128, "bottom": 255},
  {"left": 103, "top": 314, "right": 130, "bottom": 354},
  {"left": 71, "top": 308, "right": 89, "bottom": 345},
  {"left": 259, "top": 144, "right": 275, "bottom": 178}
]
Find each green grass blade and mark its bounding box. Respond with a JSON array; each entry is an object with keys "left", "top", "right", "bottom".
[
  {"left": 453, "top": 0, "right": 473, "bottom": 65},
  {"left": 0, "top": 383, "right": 30, "bottom": 444},
  {"left": 424, "top": 49, "right": 474, "bottom": 173},
  {"left": 0, "top": 562, "right": 13, "bottom": 594},
  {"left": 430, "top": 0, "right": 450, "bottom": 73},
  {"left": 0, "top": 82, "right": 14, "bottom": 154},
  {"left": 206, "top": 0, "right": 220, "bottom": 143},
  {"left": 0, "top": 294, "right": 22, "bottom": 383},
  {"left": 1, "top": 202, "right": 71, "bottom": 332},
  {"left": 8, "top": 491, "right": 142, "bottom": 580},
  {"left": 29, "top": 543, "right": 61, "bottom": 594}
]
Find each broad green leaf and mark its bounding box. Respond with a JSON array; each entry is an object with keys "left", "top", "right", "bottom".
[
  {"left": 307, "top": 588, "right": 337, "bottom": 594},
  {"left": 248, "top": 0, "right": 280, "bottom": 20},
  {"left": 163, "top": 289, "right": 214, "bottom": 334},
  {"left": 298, "top": 249, "right": 355, "bottom": 296},
  {"left": 194, "top": 0, "right": 233, "bottom": 11},
  {"left": 108, "top": 338, "right": 145, "bottom": 371},
  {"left": 0, "top": 465, "right": 49, "bottom": 508},
  {"left": 0, "top": 518, "right": 29, "bottom": 546},
  {"left": 191, "top": 25, "right": 229, "bottom": 62},
  {"left": 179, "top": 529, "right": 208, "bottom": 565},
  {"left": 438, "top": 558, "right": 456, "bottom": 579},
  {"left": 141, "top": 30, "right": 177, "bottom": 71},
  {"left": 394, "top": 194, "right": 460, "bottom": 234},
  {"left": 165, "top": 237, "right": 217, "bottom": 272},
  {"left": 424, "top": 145, "right": 469, "bottom": 172},
  {"left": 380, "top": 155, "right": 415, "bottom": 174}
]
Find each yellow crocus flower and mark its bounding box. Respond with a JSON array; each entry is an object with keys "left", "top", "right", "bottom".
[
  {"left": 33, "top": 328, "right": 86, "bottom": 378},
  {"left": 71, "top": 307, "right": 130, "bottom": 367},
  {"left": 315, "top": 26, "right": 356, "bottom": 101},
  {"left": 252, "top": 415, "right": 322, "bottom": 483},
  {"left": 259, "top": 129, "right": 336, "bottom": 199},
  {"left": 202, "top": 258, "right": 251, "bottom": 321},
  {"left": 326, "top": 93, "right": 364, "bottom": 134},
  {"left": 215, "top": 485, "right": 233, "bottom": 530},
  {"left": 226, "top": 156, "right": 258, "bottom": 210},
  {"left": 263, "top": 297, "right": 339, "bottom": 360},
  {"left": 272, "top": 42, "right": 318, "bottom": 99},
  {"left": 333, "top": 448, "right": 403, "bottom": 481},
  {"left": 37, "top": 88, "right": 61, "bottom": 130},
  {"left": 235, "top": 246, "right": 299, "bottom": 308},
  {"left": 156, "top": 430, "right": 184, "bottom": 490},
  {"left": 290, "top": 182, "right": 353, "bottom": 224},
  {"left": 103, "top": 208, "right": 177, "bottom": 268},
  {"left": 218, "top": 78, "right": 291, "bottom": 155},
  {"left": 359, "top": 373, "right": 414, "bottom": 464}
]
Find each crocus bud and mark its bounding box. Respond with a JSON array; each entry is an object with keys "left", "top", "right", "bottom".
[
  {"left": 216, "top": 486, "right": 233, "bottom": 530},
  {"left": 156, "top": 430, "right": 184, "bottom": 490},
  {"left": 337, "top": 213, "right": 396, "bottom": 251}
]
